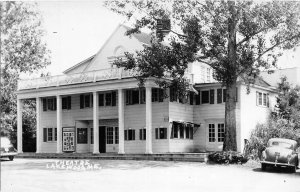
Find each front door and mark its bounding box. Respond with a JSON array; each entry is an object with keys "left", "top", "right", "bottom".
[{"left": 99, "top": 126, "right": 106, "bottom": 153}]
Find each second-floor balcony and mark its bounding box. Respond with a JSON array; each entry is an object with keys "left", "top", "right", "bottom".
[{"left": 17, "top": 68, "right": 138, "bottom": 91}]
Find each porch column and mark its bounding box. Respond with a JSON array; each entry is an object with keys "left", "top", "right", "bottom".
[
  {"left": 36, "top": 97, "right": 41, "bottom": 153},
  {"left": 93, "top": 92, "right": 100, "bottom": 154},
  {"left": 118, "top": 89, "right": 125, "bottom": 154},
  {"left": 145, "top": 86, "right": 153, "bottom": 154},
  {"left": 17, "top": 99, "right": 23, "bottom": 153},
  {"left": 56, "top": 95, "right": 62, "bottom": 153}
]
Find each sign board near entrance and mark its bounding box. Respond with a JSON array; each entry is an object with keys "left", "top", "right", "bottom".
[{"left": 63, "top": 127, "right": 75, "bottom": 152}]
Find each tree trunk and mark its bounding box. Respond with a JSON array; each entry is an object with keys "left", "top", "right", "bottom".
[
  {"left": 223, "top": 84, "right": 237, "bottom": 151},
  {"left": 223, "top": 1, "right": 238, "bottom": 151}
]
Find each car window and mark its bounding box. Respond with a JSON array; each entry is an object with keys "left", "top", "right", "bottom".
[
  {"left": 270, "top": 141, "right": 293, "bottom": 149},
  {"left": 1, "top": 137, "right": 12, "bottom": 147}
]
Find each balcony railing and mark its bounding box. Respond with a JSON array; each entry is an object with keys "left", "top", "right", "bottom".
[{"left": 18, "top": 68, "right": 137, "bottom": 90}]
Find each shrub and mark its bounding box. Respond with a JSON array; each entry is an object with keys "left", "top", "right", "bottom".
[
  {"left": 246, "top": 118, "right": 300, "bottom": 160},
  {"left": 208, "top": 151, "right": 248, "bottom": 164}
]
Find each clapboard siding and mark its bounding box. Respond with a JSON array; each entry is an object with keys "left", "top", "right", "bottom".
[
  {"left": 240, "top": 85, "right": 276, "bottom": 152},
  {"left": 124, "top": 101, "right": 169, "bottom": 153}
]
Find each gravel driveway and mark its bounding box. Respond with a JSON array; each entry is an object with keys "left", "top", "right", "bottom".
[{"left": 1, "top": 158, "right": 299, "bottom": 192}]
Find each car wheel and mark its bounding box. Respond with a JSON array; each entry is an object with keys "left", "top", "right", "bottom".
[
  {"left": 261, "top": 163, "right": 267, "bottom": 171},
  {"left": 8, "top": 156, "right": 14, "bottom": 161},
  {"left": 289, "top": 166, "right": 296, "bottom": 173}
]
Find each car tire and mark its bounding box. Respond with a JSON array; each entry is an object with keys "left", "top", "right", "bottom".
[
  {"left": 8, "top": 156, "right": 14, "bottom": 161},
  {"left": 289, "top": 166, "right": 296, "bottom": 173},
  {"left": 261, "top": 163, "right": 267, "bottom": 171}
]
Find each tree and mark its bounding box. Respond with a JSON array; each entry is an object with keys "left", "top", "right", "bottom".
[
  {"left": 104, "top": 0, "right": 300, "bottom": 151},
  {"left": 0, "top": 2, "right": 50, "bottom": 149},
  {"left": 274, "top": 77, "right": 300, "bottom": 129}
]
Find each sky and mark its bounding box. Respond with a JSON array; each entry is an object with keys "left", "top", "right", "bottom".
[
  {"left": 34, "top": 0, "right": 300, "bottom": 77},
  {"left": 37, "top": 0, "right": 125, "bottom": 76}
]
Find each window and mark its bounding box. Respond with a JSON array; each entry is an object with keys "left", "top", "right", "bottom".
[
  {"left": 106, "top": 127, "right": 114, "bottom": 144},
  {"left": 217, "top": 88, "right": 237, "bottom": 103},
  {"left": 210, "top": 89, "right": 214, "bottom": 104},
  {"left": 170, "top": 87, "right": 178, "bottom": 102},
  {"left": 105, "top": 93, "right": 112, "bottom": 106},
  {"left": 62, "top": 96, "right": 71, "bottom": 110},
  {"left": 208, "top": 124, "right": 215, "bottom": 142},
  {"left": 99, "top": 91, "right": 117, "bottom": 107},
  {"left": 217, "top": 124, "right": 225, "bottom": 142},
  {"left": 77, "top": 128, "right": 88, "bottom": 144},
  {"left": 139, "top": 128, "right": 146, "bottom": 140},
  {"left": 263, "top": 93, "right": 267, "bottom": 106},
  {"left": 47, "top": 128, "right": 53, "bottom": 141},
  {"left": 43, "top": 127, "right": 57, "bottom": 142},
  {"left": 217, "top": 89, "right": 223, "bottom": 104},
  {"left": 223, "top": 89, "right": 226, "bottom": 102},
  {"left": 186, "top": 124, "right": 193, "bottom": 139},
  {"left": 257, "top": 91, "right": 269, "bottom": 107},
  {"left": 43, "top": 98, "right": 57, "bottom": 111},
  {"left": 201, "top": 91, "right": 209, "bottom": 104},
  {"left": 152, "top": 88, "right": 164, "bottom": 102},
  {"left": 115, "top": 127, "right": 119, "bottom": 144},
  {"left": 126, "top": 89, "right": 140, "bottom": 105},
  {"left": 91, "top": 128, "right": 94, "bottom": 144},
  {"left": 179, "top": 124, "right": 184, "bottom": 138},
  {"left": 171, "top": 123, "right": 179, "bottom": 138},
  {"left": 140, "top": 88, "right": 146, "bottom": 104},
  {"left": 208, "top": 123, "right": 225, "bottom": 142},
  {"left": 155, "top": 127, "right": 167, "bottom": 139},
  {"left": 80, "top": 94, "right": 93, "bottom": 108},
  {"left": 125, "top": 129, "right": 135, "bottom": 141},
  {"left": 99, "top": 94, "right": 104, "bottom": 106}
]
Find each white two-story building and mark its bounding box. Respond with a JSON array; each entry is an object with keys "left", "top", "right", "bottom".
[{"left": 16, "top": 24, "right": 279, "bottom": 154}]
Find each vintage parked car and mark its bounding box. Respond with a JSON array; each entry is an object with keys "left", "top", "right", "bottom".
[
  {"left": 0, "top": 137, "right": 17, "bottom": 161},
  {"left": 261, "top": 138, "right": 299, "bottom": 173}
]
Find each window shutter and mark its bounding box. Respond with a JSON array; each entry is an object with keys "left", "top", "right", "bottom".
[
  {"left": 124, "top": 130, "right": 128, "bottom": 140},
  {"left": 223, "top": 89, "right": 226, "bottom": 102},
  {"left": 210, "top": 89, "right": 214, "bottom": 104},
  {"left": 170, "top": 123, "right": 174, "bottom": 139},
  {"left": 155, "top": 128, "right": 158, "bottom": 139},
  {"left": 159, "top": 89, "right": 164, "bottom": 102},
  {"left": 112, "top": 91, "right": 116, "bottom": 106},
  {"left": 256, "top": 92, "right": 259, "bottom": 106},
  {"left": 53, "top": 98, "right": 57, "bottom": 111},
  {"left": 80, "top": 95, "right": 84, "bottom": 109},
  {"left": 43, "top": 128, "right": 47, "bottom": 142},
  {"left": 132, "top": 130, "right": 135, "bottom": 140},
  {"left": 43, "top": 98, "right": 47, "bottom": 111},
  {"left": 139, "top": 129, "right": 142, "bottom": 140},
  {"left": 68, "top": 96, "right": 71, "bottom": 109},
  {"left": 217, "top": 89, "right": 222, "bottom": 104},
  {"left": 91, "top": 94, "right": 93, "bottom": 106},
  {"left": 267, "top": 93, "right": 269, "bottom": 107}
]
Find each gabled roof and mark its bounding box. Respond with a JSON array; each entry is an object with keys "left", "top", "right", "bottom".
[
  {"left": 63, "top": 54, "right": 96, "bottom": 74},
  {"left": 63, "top": 24, "right": 151, "bottom": 74},
  {"left": 254, "top": 77, "right": 271, "bottom": 88},
  {"left": 122, "top": 25, "right": 152, "bottom": 45}
]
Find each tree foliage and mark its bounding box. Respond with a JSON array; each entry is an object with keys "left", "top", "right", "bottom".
[
  {"left": 274, "top": 77, "right": 300, "bottom": 129},
  {"left": 105, "top": 0, "right": 300, "bottom": 151},
  {"left": 0, "top": 2, "right": 50, "bottom": 149}
]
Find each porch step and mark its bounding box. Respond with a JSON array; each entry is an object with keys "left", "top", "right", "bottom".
[{"left": 16, "top": 153, "right": 209, "bottom": 162}]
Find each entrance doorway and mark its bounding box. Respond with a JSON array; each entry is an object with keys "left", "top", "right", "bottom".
[{"left": 99, "top": 126, "right": 106, "bottom": 153}]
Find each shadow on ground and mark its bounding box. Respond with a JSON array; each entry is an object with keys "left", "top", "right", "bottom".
[{"left": 253, "top": 166, "right": 300, "bottom": 176}]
